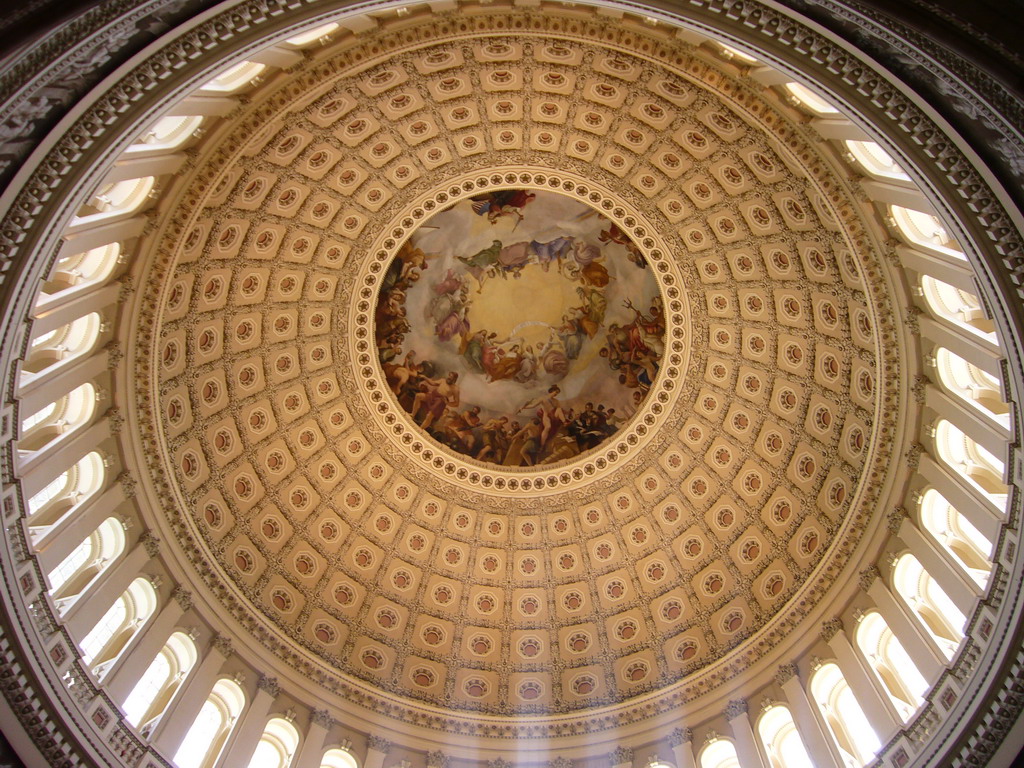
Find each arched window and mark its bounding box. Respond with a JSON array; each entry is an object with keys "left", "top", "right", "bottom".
[
  {"left": 919, "top": 488, "right": 993, "bottom": 586},
  {"left": 21, "top": 311, "right": 102, "bottom": 384},
  {"left": 889, "top": 205, "right": 965, "bottom": 259},
  {"left": 933, "top": 418, "right": 1008, "bottom": 511},
  {"left": 699, "top": 738, "right": 741, "bottom": 768},
  {"left": 716, "top": 42, "right": 759, "bottom": 64},
  {"left": 18, "top": 382, "right": 97, "bottom": 454},
  {"left": 36, "top": 243, "right": 121, "bottom": 307},
  {"left": 320, "top": 748, "right": 358, "bottom": 768},
  {"left": 810, "top": 662, "right": 881, "bottom": 767},
  {"left": 920, "top": 276, "right": 998, "bottom": 343},
  {"left": 130, "top": 115, "right": 204, "bottom": 151},
  {"left": 757, "top": 704, "right": 814, "bottom": 768},
  {"left": 282, "top": 23, "right": 339, "bottom": 48},
  {"left": 27, "top": 470, "right": 70, "bottom": 517},
  {"left": 71, "top": 177, "right": 156, "bottom": 229},
  {"left": 173, "top": 679, "right": 245, "bottom": 768},
  {"left": 934, "top": 347, "right": 1009, "bottom": 426},
  {"left": 845, "top": 140, "right": 909, "bottom": 181},
  {"left": 784, "top": 82, "right": 840, "bottom": 115},
  {"left": 47, "top": 516, "right": 124, "bottom": 598},
  {"left": 123, "top": 631, "right": 197, "bottom": 734},
  {"left": 26, "top": 450, "right": 104, "bottom": 525},
  {"left": 247, "top": 717, "right": 300, "bottom": 768},
  {"left": 78, "top": 577, "right": 157, "bottom": 676},
  {"left": 893, "top": 553, "right": 966, "bottom": 658},
  {"left": 201, "top": 61, "right": 266, "bottom": 93},
  {"left": 854, "top": 611, "right": 929, "bottom": 720}
]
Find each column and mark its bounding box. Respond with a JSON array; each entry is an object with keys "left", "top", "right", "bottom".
[
  {"left": 919, "top": 316, "right": 1002, "bottom": 376},
  {"left": 58, "top": 215, "right": 146, "bottom": 258},
  {"left": 364, "top": 735, "right": 392, "bottom": 768},
  {"left": 669, "top": 728, "right": 697, "bottom": 768},
  {"left": 925, "top": 384, "right": 1010, "bottom": 458},
  {"left": 894, "top": 512, "right": 980, "bottom": 617},
  {"left": 918, "top": 453, "right": 1003, "bottom": 537},
  {"left": 104, "top": 586, "right": 191, "bottom": 702},
  {"left": 62, "top": 532, "right": 156, "bottom": 637},
  {"left": 748, "top": 66, "right": 792, "bottom": 87},
  {"left": 249, "top": 45, "right": 304, "bottom": 69},
  {"left": 151, "top": 634, "right": 231, "bottom": 754},
  {"left": 17, "top": 415, "right": 114, "bottom": 481},
  {"left": 17, "top": 350, "right": 108, "bottom": 416},
  {"left": 214, "top": 674, "right": 278, "bottom": 768},
  {"left": 863, "top": 562, "right": 946, "bottom": 680},
  {"left": 292, "top": 709, "right": 333, "bottom": 768},
  {"left": 859, "top": 179, "right": 928, "bottom": 210},
  {"left": 168, "top": 94, "right": 238, "bottom": 117},
  {"left": 18, "top": 417, "right": 112, "bottom": 497},
  {"left": 725, "top": 700, "right": 768, "bottom": 768},
  {"left": 106, "top": 152, "right": 186, "bottom": 184},
  {"left": 776, "top": 664, "right": 842, "bottom": 768},
  {"left": 809, "top": 117, "right": 867, "bottom": 141},
  {"left": 28, "top": 283, "right": 120, "bottom": 337},
  {"left": 33, "top": 481, "right": 128, "bottom": 574},
  {"left": 897, "top": 245, "right": 975, "bottom": 292},
  {"left": 821, "top": 619, "right": 901, "bottom": 742}
]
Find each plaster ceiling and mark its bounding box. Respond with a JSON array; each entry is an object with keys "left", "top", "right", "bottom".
[{"left": 133, "top": 10, "right": 901, "bottom": 721}]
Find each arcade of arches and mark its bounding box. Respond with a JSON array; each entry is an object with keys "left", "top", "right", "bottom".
[{"left": 0, "top": 1, "right": 1023, "bottom": 768}]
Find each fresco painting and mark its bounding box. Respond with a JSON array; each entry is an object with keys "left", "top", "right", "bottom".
[{"left": 375, "top": 189, "right": 663, "bottom": 467}]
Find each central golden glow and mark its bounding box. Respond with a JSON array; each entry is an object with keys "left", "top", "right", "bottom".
[{"left": 465, "top": 262, "right": 580, "bottom": 349}]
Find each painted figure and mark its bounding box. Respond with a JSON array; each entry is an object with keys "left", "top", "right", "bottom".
[{"left": 470, "top": 189, "right": 537, "bottom": 224}]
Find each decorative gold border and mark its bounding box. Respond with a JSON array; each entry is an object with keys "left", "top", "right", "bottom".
[{"left": 350, "top": 170, "right": 690, "bottom": 493}]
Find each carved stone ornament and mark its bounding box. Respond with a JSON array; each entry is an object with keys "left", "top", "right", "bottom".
[
  {"left": 888, "top": 507, "right": 909, "bottom": 535},
  {"left": 609, "top": 746, "right": 633, "bottom": 766},
  {"left": 256, "top": 674, "right": 279, "bottom": 697},
  {"left": 820, "top": 617, "right": 844, "bottom": 642},
  {"left": 105, "top": 341, "right": 124, "bottom": 369},
  {"left": 311, "top": 709, "right": 334, "bottom": 729},
  {"left": 210, "top": 634, "right": 233, "bottom": 657},
  {"left": 724, "top": 699, "right": 748, "bottom": 720},
  {"left": 139, "top": 530, "right": 160, "bottom": 558},
  {"left": 775, "top": 663, "right": 799, "bottom": 686},
  {"left": 548, "top": 757, "right": 573, "bottom": 768},
  {"left": 911, "top": 375, "right": 928, "bottom": 405},
  {"left": 117, "top": 470, "right": 136, "bottom": 499},
  {"left": 107, "top": 406, "right": 123, "bottom": 434},
  {"left": 904, "top": 442, "right": 923, "bottom": 471},
  {"left": 905, "top": 305, "right": 922, "bottom": 335},
  {"left": 171, "top": 585, "right": 193, "bottom": 611},
  {"left": 668, "top": 727, "right": 692, "bottom": 746},
  {"left": 367, "top": 736, "right": 393, "bottom": 754},
  {"left": 859, "top": 565, "right": 882, "bottom": 591},
  {"left": 427, "top": 751, "right": 450, "bottom": 768}
]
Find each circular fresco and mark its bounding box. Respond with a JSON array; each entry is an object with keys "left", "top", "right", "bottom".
[{"left": 375, "top": 189, "right": 663, "bottom": 467}]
